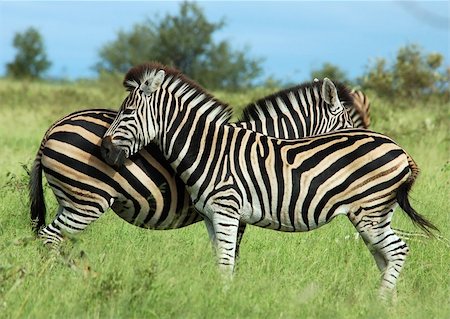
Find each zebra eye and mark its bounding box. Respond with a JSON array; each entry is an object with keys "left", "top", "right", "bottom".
[{"left": 123, "top": 109, "right": 135, "bottom": 115}]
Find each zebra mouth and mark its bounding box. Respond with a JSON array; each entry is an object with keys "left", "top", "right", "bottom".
[{"left": 101, "top": 136, "right": 127, "bottom": 168}]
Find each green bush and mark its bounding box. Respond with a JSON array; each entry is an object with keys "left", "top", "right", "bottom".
[{"left": 359, "top": 44, "right": 449, "bottom": 101}]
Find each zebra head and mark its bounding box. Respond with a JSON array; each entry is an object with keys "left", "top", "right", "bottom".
[{"left": 102, "top": 65, "right": 166, "bottom": 167}]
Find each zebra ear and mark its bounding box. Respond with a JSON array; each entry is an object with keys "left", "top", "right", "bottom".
[
  {"left": 142, "top": 70, "right": 165, "bottom": 96},
  {"left": 150, "top": 70, "right": 165, "bottom": 93},
  {"left": 322, "top": 78, "right": 343, "bottom": 112}
]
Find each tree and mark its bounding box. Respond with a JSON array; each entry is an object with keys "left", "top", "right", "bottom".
[
  {"left": 359, "top": 44, "right": 448, "bottom": 100},
  {"left": 310, "top": 63, "right": 349, "bottom": 84},
  {"left": 6, "top": 27, "right": 51, "bottom": 79},
  {"left": 359, "top": 58, "right": 395, "bottom": 98},
  {"left": 95, "top": 2, "right": 262, "bottom": 90}
]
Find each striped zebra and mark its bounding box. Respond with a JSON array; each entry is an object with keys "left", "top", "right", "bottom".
[
  {"left": 30, "top": 77, "right": 354, "bottom": 245},
  {"left": 101, "top": 63, "right": 437, "bottom": 296}
]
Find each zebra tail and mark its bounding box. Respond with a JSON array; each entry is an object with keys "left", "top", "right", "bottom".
[
  {"left": 29, "top": 150, "right": 46, "bottom": 234},
  {"left": 397, "top": 170, "right": 439, "bottom": 237}
]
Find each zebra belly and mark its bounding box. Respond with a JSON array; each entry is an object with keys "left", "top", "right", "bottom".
[
  {"left": 115, "top": 153, "right": 203, "bottom": 230},
  {"left": 238, "top": 202, "right": 301, "bottom": 232},
  {"left": 111, "top": 195, "right": 202, "bottom": 230},
  {"left": 239, "top": 200, "right": 348, "bottom": 232}
]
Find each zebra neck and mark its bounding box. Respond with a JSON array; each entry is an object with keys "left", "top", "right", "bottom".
[
  {"left": 158, "top": 82, "right": 231, "bottom": 163},
  {"left": 164, "top": 121, "right": 233, "bottom": 194}
]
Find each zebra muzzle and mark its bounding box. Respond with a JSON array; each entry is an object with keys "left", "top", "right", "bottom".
[{"left": 101, "top": 135, "right": 127, "bottom": 168}]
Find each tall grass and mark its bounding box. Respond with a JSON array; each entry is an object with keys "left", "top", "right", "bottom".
[{"left": 0, "top": 79, "right": 449, "bottom": 318}]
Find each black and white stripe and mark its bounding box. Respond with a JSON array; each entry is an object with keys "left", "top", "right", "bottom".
[{"left": 102, "top": 63, "right": 437, "bottom": 297}]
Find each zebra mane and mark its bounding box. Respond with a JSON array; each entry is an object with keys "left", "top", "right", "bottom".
[
  {"left": 349, "top": 89, "right": 371, "bottom": 128},
  {"left": 239, "top": 80, "right": 354, "bottom": 122},
  {"left": 123, "top": 62, "right": 233, "bottom": 123},
  {"left": 123, "top": 62, "right": 169, "bottom": 91}
]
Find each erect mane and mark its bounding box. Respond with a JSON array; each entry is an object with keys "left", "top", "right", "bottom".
[
  {"left": 239, "top": 79, "right": 354, "bottom": 122},
  {"left": 122, "top": 62, "right": 233, "bottom": 123}
]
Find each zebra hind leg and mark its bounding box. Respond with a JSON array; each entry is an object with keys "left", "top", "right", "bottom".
[
  {"left": 39, "top": 204, "right": 105, "bottom": 248},
  {"left": 350, "top": 206, "right": 409, "bottom": 299},
  {"left": 38, "top": 205, "right": 65, "bottom": 246}
]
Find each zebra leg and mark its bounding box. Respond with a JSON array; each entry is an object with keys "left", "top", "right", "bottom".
[
  {"left": 235, "top": 222, "right": 247, "bottom": 260},
  {"left": 359, "top": 235, "right": 388, "bottom": 272},
  {"left": 203, "top": 217, "right": 216, "bottom": 243},
  {"left": 210, "top": 212, "right": 240, "bottom": 276},
  {"left": 203, "top": 216, "right": 246, "bottom": 265},
  {"left": 39, "top": 204, "right": 107, "bottom": 246},
  {"left": 38, "top": 205, "right": 65, "bottom": 245},
  {"left": 349, "top": 207, "right": 409, "bottom": 299},
  {"left": 203, "top": 217, "right": 218, "bottom": 258}
]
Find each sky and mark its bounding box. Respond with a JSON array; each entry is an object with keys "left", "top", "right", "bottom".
[{"left": 0, "top": 1, "right": 448, "bottom": 84}]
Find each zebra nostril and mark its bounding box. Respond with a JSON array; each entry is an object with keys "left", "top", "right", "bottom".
[
  {"left": 101, "top": 136, "right": 115, "bottom": 163},
  {"left": 101, "top": 135, "right": 127, "bottom": 168}
]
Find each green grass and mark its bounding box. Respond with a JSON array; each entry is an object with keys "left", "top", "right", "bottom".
[{"left": 0, "top": 79, "right": 449, "bottom": 318}]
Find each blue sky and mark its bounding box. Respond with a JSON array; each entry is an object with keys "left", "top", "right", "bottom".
[{"left": 0, "top": 1, "right": 448, "bottom": 83}]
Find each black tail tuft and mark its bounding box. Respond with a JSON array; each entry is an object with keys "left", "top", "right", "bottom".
[
  {"left": 397, "top": 182, "right": 439, "bottom": 237},
  {"left": 29, "top": 159, "right": 46, "bottom": 234}
]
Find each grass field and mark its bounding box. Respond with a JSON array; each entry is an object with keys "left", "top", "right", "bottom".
[{"left": 0, "top": 79, "right": 449, "bottom": 318}]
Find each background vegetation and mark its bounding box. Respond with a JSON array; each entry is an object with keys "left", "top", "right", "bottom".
[
  {"left": 0, "top": 77, "right": 449, "bottom": 318},
  {"left": 6, "top": 26, "right": 52, "bottom": 79}
]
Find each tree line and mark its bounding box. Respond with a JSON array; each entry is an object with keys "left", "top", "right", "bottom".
[{"left": 5, "top": 2, "right": 449, "bottom": 100}]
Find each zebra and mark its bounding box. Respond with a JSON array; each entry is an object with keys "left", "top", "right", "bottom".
[
  {"left": 101, "top": 63, "right": 437, "bottom": 296},
  {"left": 30, "top": 77, "right": 354, "bottom": 245}
]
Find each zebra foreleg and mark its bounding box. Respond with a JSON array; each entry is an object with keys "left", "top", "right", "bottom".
[
  {"left": 210, "top": 212, "right": 240, "bottom": 276},
  {"left": 208, "top": 220, "right": 265, "bottom": 274},
  {"left": 204, "top": 218, "right": 246, "bottom": 267},
  {"left": 203, "top": 217, "right": 217, "bottom": 257}
]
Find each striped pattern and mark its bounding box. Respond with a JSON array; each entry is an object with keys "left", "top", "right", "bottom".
[
  {"left": 30, "top": 77, "right": 355, "bottom": 245},
  {"left": 102, "top": 63, "right": 437, "bottom": 296}
]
